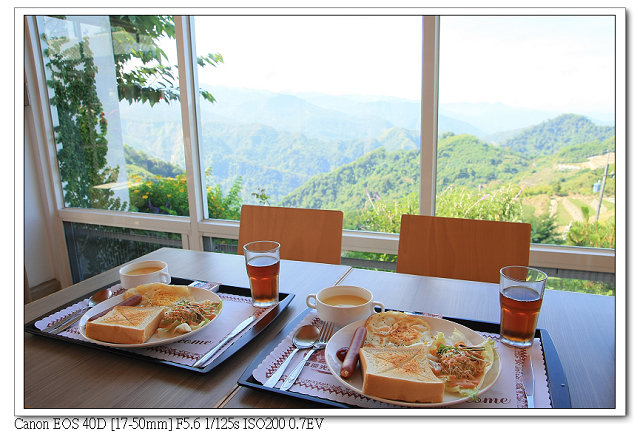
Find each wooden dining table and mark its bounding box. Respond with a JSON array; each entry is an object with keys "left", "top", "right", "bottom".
[{"left": 22, "top": 247, "right": 617, "bottom": 411}]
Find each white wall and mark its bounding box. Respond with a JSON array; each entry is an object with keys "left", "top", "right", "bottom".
[{"left": 24, "top": 103, "right": 56, "bottom": 287}]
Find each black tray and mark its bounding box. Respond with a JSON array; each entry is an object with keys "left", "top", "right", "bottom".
[
  {"left": 24, "top": 277, "right": 294, "bottom": 373},
  {"left": 237, "top": 309, "right": 571, "bottom": 408}
]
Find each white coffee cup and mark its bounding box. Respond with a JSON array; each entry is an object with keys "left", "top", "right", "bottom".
[
  {"left": 119, "top": 260, "right": 171, "bottom": 290},
  {"left": 306, "top": 285, "right": 385, "bottom": 326}
]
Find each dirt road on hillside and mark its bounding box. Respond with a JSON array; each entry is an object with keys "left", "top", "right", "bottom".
[{"left": 561, "top": 198, "right": 586, "bottom": 222}]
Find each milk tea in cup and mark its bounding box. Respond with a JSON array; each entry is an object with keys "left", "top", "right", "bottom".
[
  {"left": 306, "top": 285, "right": 385, "bottom": 326},
  {"left": 119, "top": 260, "right": 171, "bottom": 290}
]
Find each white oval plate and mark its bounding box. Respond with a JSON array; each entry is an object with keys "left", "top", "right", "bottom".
[
  {"left": 79, "top": 287, "right": 222, "bottom": 348},
  {"left": 324, "top": 315, "right": 501, "bottom": 407}
]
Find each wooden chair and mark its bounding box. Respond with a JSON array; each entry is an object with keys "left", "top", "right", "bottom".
[
  {"left": 396, "top": 214, "right": 531, "bottom": 283},
  {"left": 237, "top": 205, "right": 344, "bottom": 264}
]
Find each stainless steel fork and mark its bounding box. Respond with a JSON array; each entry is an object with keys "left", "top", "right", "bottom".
[{"left": 280, "top": 321, "right": 335, "bottom": 391}]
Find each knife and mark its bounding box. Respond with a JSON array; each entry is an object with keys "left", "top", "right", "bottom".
[
  {"left": 523, "top": 352, "right": 535, "bottom": 408},
  {"left": 44, "top": 306, "right": 89, "bottom": 334},
  {"left": 193, "top": 315, "right": 256, "bottom": 368}
]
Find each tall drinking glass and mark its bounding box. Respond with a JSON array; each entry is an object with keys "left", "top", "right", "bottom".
[
  {"left": 499, "top": 266, "right": 547, "bottom": 348},
  {"left": 244, "top": 241, "right": 280, "bottom": 307}
]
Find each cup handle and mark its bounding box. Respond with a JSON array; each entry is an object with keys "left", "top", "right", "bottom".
[
  {"left": 372, "top": 301, "right": 385, "bottom": 313},
  {"left": 306, "top": 294, "right": 317, "bottom": 309},
  {"left": 160, "top": 272, "right": 171, "bottom": 284}
]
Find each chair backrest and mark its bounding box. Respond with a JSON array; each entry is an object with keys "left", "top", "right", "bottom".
[
  {"left": 237, "top": 205, "right": 344, "bottom": 264},
  {"left": 396, "top": 214, "right": 531, "bottom": 283}
]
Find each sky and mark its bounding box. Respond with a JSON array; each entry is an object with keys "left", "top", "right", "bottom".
[
  {"left": 192, "top": 16, "right": 423, "bottom": 100},
  {"left": 184, "top": 14, "right": 615, "bottom": 121},
  {"left": 439, "top": 16, "right": 615, "bottom": 119}
]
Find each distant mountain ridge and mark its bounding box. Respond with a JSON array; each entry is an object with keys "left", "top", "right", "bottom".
[
  {"left": 118, "top": 86, "right": 614, "bottom": 206},
  {"left": 280, "top": 132, "right": 531, "bottom": 212},
  {"left": 501, "top": 114, "right": 614, "bottom": 156}
]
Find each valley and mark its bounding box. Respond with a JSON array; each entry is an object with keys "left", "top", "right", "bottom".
[{"left": 118, "top": 88, "right": 615, "bottom": 245}]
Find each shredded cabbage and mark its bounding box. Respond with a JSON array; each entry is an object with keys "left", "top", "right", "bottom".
[{"left": 157, "top": 299, "right": 222, "bottom": 337}]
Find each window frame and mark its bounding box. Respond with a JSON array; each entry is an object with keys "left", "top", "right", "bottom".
[{"left": 23, "top": 14, "right": 617, "bottom": 288}]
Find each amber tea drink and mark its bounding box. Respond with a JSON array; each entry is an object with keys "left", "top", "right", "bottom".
[
  {"left": 499, "top": 266, "right": 547, "bottom": 348},
  {"left": 244, "top": 241, "right": 280, "bottom": 307}
]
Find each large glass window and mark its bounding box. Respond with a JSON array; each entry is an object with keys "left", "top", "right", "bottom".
[
  {"left": 37, "top": 15, "right": 188, "bottom": 215},
  {"left": 26, "top": 14, "right": 618, "bottom": 293},
  {"left": 436, "top": 16, "right": 615, "bottom": 251},
  {"left": 192, "top": 16, "right": 422, "bottom": 231}
]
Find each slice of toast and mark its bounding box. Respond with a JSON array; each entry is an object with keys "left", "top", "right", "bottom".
[
  {"left": 359, "top": 345, "right": 444, "bottom": 403},
  {"left": 85, "top": 306, "right": 165, "bottom": 344}
]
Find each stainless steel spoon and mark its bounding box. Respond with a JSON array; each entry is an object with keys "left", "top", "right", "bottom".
[
  {"left": 46, "top": 289, "right": 113, "bottom": 334},
  {"left": 263, "top": 324, "right": 320, "bottom": 388}
]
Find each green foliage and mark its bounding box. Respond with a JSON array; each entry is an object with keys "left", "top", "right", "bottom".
[
  {"left": 43, "top": 15, "right": 227, "bottom": 215},
  {"left": 251, "top": 188, "right": 271, "bottom": 206},
  {"left": 346, "top": 190, "right": 418, "bottom": 263},
  {"left": 342, "top": 250, "right": 398, "bottom": 265},
  {"left": 580, "top": 205, "right": 591, "bottom": 221},
  {"left": 281, "top": 148, "right": 420, "bottom": 212},
  {"left": 521, "top": 184, "right": 554, "bottom": 197},
  {"left": 128, "top": 173, "right": 243, "bottom": 220},
  {"left": 108, "top": 16, "right": 222, "bottom": 106},
  {"left": 356, "top": 191, "right": 418, "bottom": 234},
  {"left": 555, "top": 136, "right": 615, "bottom": 163},
  {"left": 561, "top": 165, "right": 615, "bottom": 196},
  {"left": 526, "top": 213, "right": 563, "bottom": 245},
  {"left": 566, "top": 219, "right": 615, "bottom": 248},
  {"left": 43, "top": 34, "right": 125, "bottom": 211},
  {"left": 546, "top": 277, "right": 614, "bottom": 296},
  {"left": 503, "top": 114, "right": 614, "bottom": 156},
  {"left": 436, "top": 134, "right": 530, "bottom": 193},
  {"left": 129, "top": 174, "right": 190, "bottom": 215},
  {"left": 207, "top": 177, "right": 243, "bottom": 221},
  {"left": 435, "top": 185, "right": 523, "bottom": 222},
  {"left": 124, "top": 144, "right": 184, "bottom": 178}
]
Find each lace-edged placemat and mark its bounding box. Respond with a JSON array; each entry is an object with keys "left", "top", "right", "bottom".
[
  {"left": 34, "top": 283, "right": 275, "bottom": 366},
  {"left": 252, "top": 312, "right": 551, "bottom": 408}
]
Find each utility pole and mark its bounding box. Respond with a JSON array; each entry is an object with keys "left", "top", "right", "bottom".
[{"left": 595, "top": 152, "right": 610, "bottom": 222}]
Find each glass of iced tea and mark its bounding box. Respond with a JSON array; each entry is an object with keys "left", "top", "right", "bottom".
[
  {"left": 243, "top": 241, "right": 281, "bottom": 307},
  {"left": 499, "top": 266, "right": 548, "bottom": 348}
]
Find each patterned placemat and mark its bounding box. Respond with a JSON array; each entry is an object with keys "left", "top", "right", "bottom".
[
  {"left": 34, "top": 283, "right": 275, "bottom": 366},
  {"left": 252, "top": 312, "right": 551, "bottom": 408}
]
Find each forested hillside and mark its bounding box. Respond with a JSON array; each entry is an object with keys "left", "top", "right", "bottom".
[
  {"left": 280, "top": 114, "right": 613, "bottom": 214},
  {"left": 502, "top": 114, "right": 614, "bottom": 156},
  {"left": 122, "top": 87, "right": 615, "bottom": 254},
  {"left": 124, "top": 145, "right": 184, "bottom": 179},
  {"left": 124, "top": 112, "right": 614, "bottom": 219},
  {"left": 280, "top": 147, "right": 420, "bottom": 212},
  {"left": 436, "top": 133, "right": 530, "bottom": 192}
]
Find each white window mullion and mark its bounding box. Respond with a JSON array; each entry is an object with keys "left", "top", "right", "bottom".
[
  {"left": 58, "top": 208, "right": 191, "bottom": 234},
  {"left": 419, "top": 16, "right": 439, "bottom": 216},
  {"left": 175, "top": 15, "right": 207, "bottom": 251}
]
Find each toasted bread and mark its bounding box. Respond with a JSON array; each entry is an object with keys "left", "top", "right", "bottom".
[
  {"left": 359, "top": 345, "right": 444, "bottom": 403},
  {"left": 123, "top": 283, "right": 191, "bottom": 306},
  {"left": 85, "top": 306, "right": 165, "bottom": 344},
  {"left": 364, "top": 311, "right": 432, "bottom": 347}
]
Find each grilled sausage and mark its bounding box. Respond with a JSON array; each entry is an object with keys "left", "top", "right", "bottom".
[
  {"left": 340, "top": 326, "right": 367, "bottom": 378},
  {"left": 88, "top": 294, "right": 143, "bottom": 321}
]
